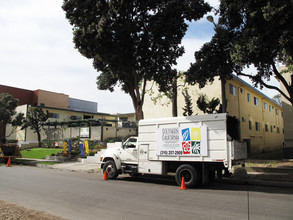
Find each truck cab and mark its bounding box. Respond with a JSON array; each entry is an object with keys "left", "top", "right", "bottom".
[{"left": 101, "top": 137, "right": 139, "bottom": 179}]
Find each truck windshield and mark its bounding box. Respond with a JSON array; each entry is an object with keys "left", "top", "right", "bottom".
[{"left": 123, "top": 138, "right": 137, "bottom": 149}]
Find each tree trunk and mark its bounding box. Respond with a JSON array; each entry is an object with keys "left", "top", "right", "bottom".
[
  {"left": 172, "top": 79, "right": 178, "bottom": 117},
  {"left": 36, "top": 130, "right": 41, "bottom": 147},
  {"left": 136, "top": 103, "right": 144, "bottom": 121},
  {"left": 0, "top": 123, "right": 6, "bottom": 144},
  {"left": 221, "top": 78, "right": 227, "bottom": 113}
]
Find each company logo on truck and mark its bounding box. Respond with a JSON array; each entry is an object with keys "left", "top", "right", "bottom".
[
  {"left": 181, "top": 128, "right": 202, "bottom": 155},
  {"left": 157, "top": 126, "right": 207, "bottom": 156}
]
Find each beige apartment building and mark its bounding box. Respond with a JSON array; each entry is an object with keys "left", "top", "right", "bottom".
[{"left": 143, "top": 75, "right": 284, "bottom": 154}]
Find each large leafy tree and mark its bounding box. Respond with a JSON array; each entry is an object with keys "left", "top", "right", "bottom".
[
  {"left": 62, "top": 0, "right": 211, "bottom": 120},
  {"left": 0, "top": 93, "right": 24, "bottom": 143},
  {"left": 186, "top": 0, "right": 293, "bottom": 106},
  {"left": 22, "top": 107, "right": 49, "bottom": 147}
]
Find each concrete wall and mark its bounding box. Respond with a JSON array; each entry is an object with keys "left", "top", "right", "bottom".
[
  {"left": 22, "top": 126, "right": 137, "bottom": 142},
  {"left": 6, "top": 105, "right": 137, "bottom": 145}
]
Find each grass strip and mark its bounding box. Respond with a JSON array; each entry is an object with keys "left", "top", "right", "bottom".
[{"left": 20, "top": 148, "right": 63, "bottom": 159}]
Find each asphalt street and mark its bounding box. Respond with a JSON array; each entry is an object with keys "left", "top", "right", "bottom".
[{"left": 1, "top": 166, "right": 293, "bottom": 220}]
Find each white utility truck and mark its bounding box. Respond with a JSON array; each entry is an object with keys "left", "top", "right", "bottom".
[{"left": 101, "top": 113, "right": 247, "bottom": 187}]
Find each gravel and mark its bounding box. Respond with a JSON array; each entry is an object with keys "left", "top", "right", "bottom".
[{"left": 0, "top": 200, "right": 68, "bottom": 220}]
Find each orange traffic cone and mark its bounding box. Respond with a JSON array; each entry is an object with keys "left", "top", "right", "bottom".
[
  {"left": 103, "top": 171, "right": 107, "bottom": 180},
  {"left": 179, "top": 177, "right": 187, "bottom": 190},
  {"left": 6, "top": 157, "right": 12, "bottom": 167}
]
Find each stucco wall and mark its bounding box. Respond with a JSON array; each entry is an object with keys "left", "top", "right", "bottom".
[
  {"left": 279, "top": 67, "right": 293, "bottom": 149},
  {"left": 143, "top": 76, "right": 284, "bottom": 154},
  {"left": 143, "top": 78, "right": 222, "bottom": 119}
]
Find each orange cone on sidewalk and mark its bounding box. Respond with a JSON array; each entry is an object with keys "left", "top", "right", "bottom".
[
  {"left": 6, "top": 157, "right": 12, "bottom": 167},
  {"left": 103, "top": 171, "right": 107, "bottom": 180},
  {"left": 179, "top": 177, "right": 187, "bottom": 190}
]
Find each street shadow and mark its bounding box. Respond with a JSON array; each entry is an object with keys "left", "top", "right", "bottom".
[{"left": 115, "top": 174, "right": 293, "bottom": 195}]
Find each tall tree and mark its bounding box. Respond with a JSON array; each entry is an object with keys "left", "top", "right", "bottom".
[
  {"left": 186, "top": 0, "right": 293, "bottom": 106},
  {"left": 22, "top": 107, "right": 49, "bottom": 147},
  {"left": 0, "top": 93, "right": 24, "bottom": 143},
  {"left": 182, "top": 89, "right": 193, "bottom": 116},
  {"left": 62, "top": 0, "right": 211, "bottom": 120}
]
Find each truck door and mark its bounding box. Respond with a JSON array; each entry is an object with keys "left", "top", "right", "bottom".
[{"left": 120, "top": 137, "right": 138, "bottom": 162}]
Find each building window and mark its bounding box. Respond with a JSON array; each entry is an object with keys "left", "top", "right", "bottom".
[
  {"left": 255, "top": 122, "right": 260, "bottom": 131},
  {"left": 120, "top": 117, "right": 128, "bottom": 121},
  {"left": 70, "top": 115, "right": 82, "bottom": 120},
  {"left": 48, "top": 113, "right": 59, "bottom": 119},
  {"left": 242, "top": 117, "right": 246, "bottom": 122},
  {"left": 276, "top": 109, "right": 279, "bottom": 115},
  {"left": 265, "top": 124, "right": 269, "bottom": 132},
  {"left": 240, "top": 88, "right": 244, "bottom": 94},
  {"left": 264, "top": 102, "right": 267, "bottom": 110},
  {"left": 270, "top": 125, "right": 273, "bottom": 132},
  {"left": 249, "top": 120, "right": 252, "bottom": 130},
  {"left": 229, "top": 84, "right": 237, "bottom": 96},
  {"left": 247, "top": 93, "right": 251, "bottom": 102},
  {"left": 254, "top": 97, "right": 259, "bottom": 106},
  {"left": 277, "top": 127, "right": 280, "bottom": 134}
]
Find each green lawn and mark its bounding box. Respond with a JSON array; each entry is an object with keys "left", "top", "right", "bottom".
[{"left": 20, "top": 148, "right": 63, "bottom": 159}]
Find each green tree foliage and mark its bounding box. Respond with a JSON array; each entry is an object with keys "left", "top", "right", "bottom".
[
  {"left": 22, "top": 107, "right": 49, "bottom": 147},
  {"left": 62, "top": 0, "right": 211, "bottom": 120},
  {"left": 196, "top": 94, "right": 221, "bottom": 114},
  {"left": 182, "top": 89, "right": 193, "bottom": 116},
  {"left": 186, "top": 0, "right": 293, "bottom": 106},
  {"left": 0, "top": 93, "right": 24, "bottom": 143}
]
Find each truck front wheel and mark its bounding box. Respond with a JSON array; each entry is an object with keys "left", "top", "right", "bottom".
[
  {"left": 175, "top": 164, "right": 200, "bottom": 188},
  {"left": 103, "top": 160, "right": 119, "bottom": 179}
]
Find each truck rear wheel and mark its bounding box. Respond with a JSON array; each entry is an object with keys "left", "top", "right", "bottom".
[
  {"left": 103, "top": 160, "right": 119, "bottom": 179},
  {"left": 175, "top": 164, "right": 200, "bottom": 188}
]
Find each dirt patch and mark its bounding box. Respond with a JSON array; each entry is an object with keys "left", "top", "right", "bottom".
[
  {"left": 0, "top": 200, "right": 68, "bottom": 220},
  {"left": 245, "top": 160, "right": 293, "bottom": 168}
]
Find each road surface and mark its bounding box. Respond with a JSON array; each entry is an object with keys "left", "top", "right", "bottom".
[{"left": 1, "top": 166, "right": 293, "bottom": 220}]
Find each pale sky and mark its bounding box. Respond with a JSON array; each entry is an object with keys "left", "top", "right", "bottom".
[{"left": 0, "top": 0, "right": 279, "bottom": 114}]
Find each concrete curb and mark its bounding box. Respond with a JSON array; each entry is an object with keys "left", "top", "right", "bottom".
[{"left": 220, "top": 177, "right": 293, "bottom": 188}]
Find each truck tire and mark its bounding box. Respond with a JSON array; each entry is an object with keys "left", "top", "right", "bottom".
[
  {"left": 175, "top": 164, "right": 200, "bottom": 188},
  {"left": 103, "top": 160, "right": 119, "bottom": 179}
]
